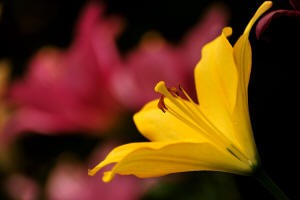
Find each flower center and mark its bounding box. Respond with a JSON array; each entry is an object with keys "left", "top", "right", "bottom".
[{"left": 155, "top": 81, "right": 251, "bottom": 165}]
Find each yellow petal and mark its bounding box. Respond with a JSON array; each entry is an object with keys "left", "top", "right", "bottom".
[
  {"left": 230, "top": 1, "right": 272, "bottom": 164},
  {"left": 195, "top": 27, "right": 237, "bottom": 113},
  {"left": 89, "top": 141, "right": 252, "bottom": 182},
  {"left": 233, "top": 1, "right": 272, "bottom": 91},
  {"left": 194, "top": 28, "right": 239, "bottom": 145},
  {"left": 133, "top": 98, "right": 206, "bottom": 142}
]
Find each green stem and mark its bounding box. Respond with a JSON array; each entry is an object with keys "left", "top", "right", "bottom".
[{"left": 254, "top": 168, "right": 289, "bottom": 200}]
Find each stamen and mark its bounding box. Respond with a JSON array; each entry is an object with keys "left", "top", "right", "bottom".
[
  {"left": 166, "top": 105, "right": 223, "bottom": 145},
  {"left": 154, "top": 81, "right": 250, "bottom": 164},
  {"left": 179, "top": 85, "right": 232, "bottom": 144},
  {"left": 178, "top": 85, "right": 250, "bottom": 162},
  {"left": 178, "top": 84, "right": 196, "bottom": 103},
  {"left": 158, "top": 95, "right": 167, "bottom": 113},
  {"left": 167, "top": 87, "right": 180, "bottom": 97},
  {"left": 156, "top": 81, "right": 223, "bottom": 144}
]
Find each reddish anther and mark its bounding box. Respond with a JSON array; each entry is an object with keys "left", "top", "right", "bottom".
[
  {"left": 167, "top": 87, "right": 180, "bottom": 97},
  {"left": 178, "top": 84, "right": 183, "bottom": 92},
  {"left": 158, "top": 95, "right": 167, "bottom": 113}
]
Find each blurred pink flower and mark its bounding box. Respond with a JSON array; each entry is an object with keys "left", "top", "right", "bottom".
[
  {"left": 47, "top": 143, "right": 153, "bottom": 200},
  {"left": 6, "top": 2, "right": 123, "bottom": 137},
  {"left": 4, "top": 2, "right": 229, "bottom": 139},
  {"left": 111, "top": 4, "right": 229, "bottom": 109},
  {"left": 180, "top": 4, "right": 229, "bottom": 70},
  {"left": 5, "top": 174, "right": 39, "bottom": 200},
  {"left": 112, "top": 33, "right": 186, "bottom": 109},
  {"left": 256, "top": 0, "right": 300, "bottom": 40}
]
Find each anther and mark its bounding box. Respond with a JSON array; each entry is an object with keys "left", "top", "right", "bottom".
[
  {"left": 167, "top": 87, "right": 180, "bottom": 97},
  {"left": 158, "top": 95, "right": 167, "bottom": 113},
  {"left": 178, "top": 84, "right": 196, "bottom": 103},
  {"left": 178, "top": 84, "right": 184, "bottom": 92}
]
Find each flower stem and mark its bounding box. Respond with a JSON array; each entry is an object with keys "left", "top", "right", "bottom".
[{"left": 254, "top": 168, "right": 289, "bottom": 200}]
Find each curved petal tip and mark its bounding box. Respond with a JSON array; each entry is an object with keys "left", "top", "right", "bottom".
[{"left": 222, "top": 27, "right": 232, "bottom": 37}]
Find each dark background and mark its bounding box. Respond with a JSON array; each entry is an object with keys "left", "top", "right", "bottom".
[{"left": 0, "top": 0, "right": 299, "bottom": 199}]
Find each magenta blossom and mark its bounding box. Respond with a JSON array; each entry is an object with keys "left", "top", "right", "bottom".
[
  {"left": 112, "top": 34, "right": 186, "bottom": 109},
  {"left": 256, "top": 0, "right": 300, "bottom": 40},
  {"left": 46, "top": 143, "right": 153, "bottom": 200},
  {"left": 5, "top": 174, "right": 40, "bottom": 200},
  {"left": 6, "top": 2, "right": 123, "bottom": 137},
  {"left": 111, "top": 4, "right": 229, "bottom": 109},
  {"left": 179, "top": 4, "right": 230, "bottom": 69}
]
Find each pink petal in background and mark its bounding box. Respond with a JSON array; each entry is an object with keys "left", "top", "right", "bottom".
[
  {"left": 112, "top": 33, "right": 186, "bottom": 109},
  {"left": 5, "top": 2, "right": 124, "bottom": 139},
  {"left": 111, "top": 4, "right": 229, "bottom": 110},
  {"left": 289, "top": 0, "right": 300, "bottom": 10},
  {"left": 180, "top": 4, "right": 229, "bottom": 69},
  {"left": 47, "top": 143, "right": 154, "bottom": 200},
  {"left": 255, "top": 9, "right": 300, "bottom": 39},
  {"left": 5, "top": 174, "right": 39, "bottom": 200},
  {"left": 255, "top": 0, "right": 300, "bottom": 40}
]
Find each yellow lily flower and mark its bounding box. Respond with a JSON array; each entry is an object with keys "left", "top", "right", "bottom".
[{"left": 89, "top": 1, "right": 273, "bottom": 183}]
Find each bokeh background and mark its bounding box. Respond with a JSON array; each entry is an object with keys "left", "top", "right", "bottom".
[{"left": 0, "top": 0, "right": 299, "bottom": 199}]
